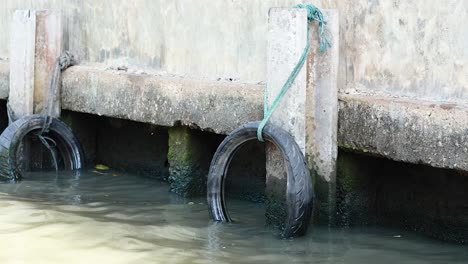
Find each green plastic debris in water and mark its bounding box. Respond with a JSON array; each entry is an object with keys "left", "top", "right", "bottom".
[{"left": 95, "top": 164, "right": 110, "bottom": 170}]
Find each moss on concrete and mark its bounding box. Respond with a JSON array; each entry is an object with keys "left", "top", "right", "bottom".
[
  {"left": 336, "top": 149, "right": 468, "bottom": 244},
  {"left": 336, "top": 151, "right": 376, "bottom": 227},
  {"left": 168, "top": 127, "right": 204, "bottom": 168},
  {"left": 313, "top": 174, "right": 336, "bottom": 225},
  {"left": 167, "top": 126, "right": 222, "bottom": 197}
]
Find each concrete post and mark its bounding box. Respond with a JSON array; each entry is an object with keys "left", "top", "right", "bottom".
[
  {"left": 9, "top": 10, "right": 63, "bottom": 120},
  {"left": 9, "top": 10, "right": 36, "bottom": 121},
  {"left": 33, "top": 10, "right": 63, "bottom": 117},
  {"left": 266, "top": 8, "right": 339, "bottom": 227},
  {"left": 265, "top": 8, "right": 308, "bottom": 228},
  {"left": 167, "top": 126, "right": 210, "bottom": 197},
  {"left": 306, "top": 10, "right": 339, "bottom": 224}
]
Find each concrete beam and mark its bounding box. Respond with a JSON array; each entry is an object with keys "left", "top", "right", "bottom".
[
  {"left": 338, "top": 94, "right": 468, "bottom": 172},
  {"left": 61, "top": 66, "right": 263, "bottom": 135},
  {"left": 0, "top": 61, "right": 467, "bottom": 172}
]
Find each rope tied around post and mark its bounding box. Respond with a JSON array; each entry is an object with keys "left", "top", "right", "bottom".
[
  {"left": 40, "top": 51, "right": 75, "bottom": 133},
  {"left": 37, "top": 51, "right": 76, "bottom": 171},
  {"left": 257, "top": 4, "right": 331, "bottom": 142}
]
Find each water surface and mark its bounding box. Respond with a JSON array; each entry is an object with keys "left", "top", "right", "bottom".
[{"left": 0, "top": 171, "right": 466, "bottom": 264}]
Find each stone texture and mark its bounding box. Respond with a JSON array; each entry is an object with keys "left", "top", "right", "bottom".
[{"left": 339, "top": 94, "right": 468, "bottom": 171}]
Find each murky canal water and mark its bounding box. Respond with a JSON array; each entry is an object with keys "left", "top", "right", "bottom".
[{"left": 0, "top": 170, "right": 466, "bottom": 264}]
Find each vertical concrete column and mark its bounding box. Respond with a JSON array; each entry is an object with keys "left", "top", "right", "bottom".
[
  {"left": 167, "top": 126, "right": 209, "bottom": 197},
  {"left": 33, "top": 10, "right": 63, "bottom": 117},
  {"left": 9, "top": 10, "right": 36, "bottom": 121},
  {"left": 266, "top": 8, "right": 339, "bottom": 226},
  {"left": 9, "top": 10, "right": 63, "bottom": 120},
  {"left": 306, "top": 10, "right": 339, "bottom": 224},
  {"left": 265, "top": 8, "right": 308, "bottom": 228}
]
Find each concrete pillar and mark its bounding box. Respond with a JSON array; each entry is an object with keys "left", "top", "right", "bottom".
[
  {"left": 9, "top": 10, "right": 36, "bottom": 121},
  {"left": 266, "top": 8, "right": 339, "bottom": 227},
  {"left": 167, "top": 126, "right": 210, "bottom": 197},
  {"left": 306, "top": 10, "right": 339, "bottom": 224},
  {"left": 9, "top": 10, "right": 63, "bottom": 120},
  {"left": 33, "top": 10, "right": 63, "bottom": 117},
  {"left": 265, "top": 8, "right": 308, "bottom": 228}
]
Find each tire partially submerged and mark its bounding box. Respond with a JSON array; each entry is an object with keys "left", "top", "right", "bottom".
[
  {"left": 207, "top": 121, "right": 314, "bottom": 238},
  {"left": 0, "top": 115, "right": 84, "bottom": 181}
]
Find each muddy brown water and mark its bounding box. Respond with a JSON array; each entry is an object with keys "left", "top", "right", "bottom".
[{"left": 0, "top": 170, "right": 466, "bottom": 264}]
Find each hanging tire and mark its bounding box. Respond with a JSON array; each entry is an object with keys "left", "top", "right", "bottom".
[
  {"left": 0, "top": 115, "right": 85, "bottom": 181},
  {"left": 207, "top": 121, "right": 314, "bottom": 238}
]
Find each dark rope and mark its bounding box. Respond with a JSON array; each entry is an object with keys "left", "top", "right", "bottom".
[
  {"left": 36, "top": 133, "right": 59, "bottom": 172},
  {"left": 41, "top": 51, "right": 75, "bottom": 133},
  {"left": 38, "top": 51, "right": 76, "bottom": 171}
]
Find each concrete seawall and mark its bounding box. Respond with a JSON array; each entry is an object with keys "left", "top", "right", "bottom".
[
  {"left": 1, "top": 61, "right": 466, "bottom": 172},
  {"left": 0, "top": 0, "right": 467, "bottom": 244}
]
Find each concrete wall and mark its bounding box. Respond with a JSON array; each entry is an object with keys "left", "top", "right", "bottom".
[
  {"left": 0, "top": 0, "right": 466, "bottom": 102},
  {"left": 337, "top": 150, "right": 468, "bottom": 244}
]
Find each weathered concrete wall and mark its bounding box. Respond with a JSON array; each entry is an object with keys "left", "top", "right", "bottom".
[
  {"left": 0, "top": 0, "right": 466, "bottom": 102},
  {"left": 335, "top": 0, "right": 468, "bottom": 103},
  {"left": 60, "top": 66, "right": 263, "bottom": 135},
  {"left": 1, "top": 63, "right": 468, "bottom": 172},
  {"left": 167, "top": 126, "right": 222, "bottom": 197},
  {"left": 339, "top": 94, "right": 468, "bottom": 171},
  {"left": 336, "top": 150, "right": 468, "bottom": 244}
]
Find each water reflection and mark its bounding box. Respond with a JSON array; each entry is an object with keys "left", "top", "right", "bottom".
[{"left": 0, "top": 170, "right": 466, "bottom": 264}]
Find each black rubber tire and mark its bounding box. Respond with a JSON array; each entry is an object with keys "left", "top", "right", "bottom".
[
  {"left": 207, "top": 121, "right": 314, "bottom": 238},
  {"left": 0, "top": 115, "right": 85, "bottom": 181}
]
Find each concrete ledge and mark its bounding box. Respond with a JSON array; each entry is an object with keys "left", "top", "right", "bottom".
[
  {"left": 338, "top": 94, "right": 468, "bottom": 171},
  {"left": 1, "top": 61, "right": 468, "bottom": 172},
  {"left": 61, "top": 66, "right": 263, "bottom": 135}
]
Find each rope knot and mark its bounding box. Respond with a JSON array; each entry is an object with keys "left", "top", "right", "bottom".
[
  {"left": 58, "top": 51, "right": 76, "bottom": 70},
  {"left": 257, "top": 4, "right": 332, "bottom": 141},
  {"left": 295, "top": 4, "right": 331, "bottom": 53}
]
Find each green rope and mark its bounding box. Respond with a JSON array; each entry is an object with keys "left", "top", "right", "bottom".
[{"left": 257, "top": 4, "right": 331, "bottom": 141}]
